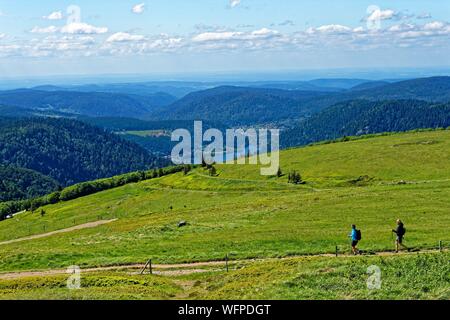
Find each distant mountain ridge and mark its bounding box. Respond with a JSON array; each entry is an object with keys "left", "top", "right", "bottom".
[
  {"left": 148, "top": 76, "right": 450, "bottom": 126},
  {"left": 150, "top": 86, "right": 330, "bottom": 126},
  {"left": 0, "top": 76, "right": 449, "bottom": 127},
  {"left": 0, "top": 89, "right": 176, "bottom": 118}
]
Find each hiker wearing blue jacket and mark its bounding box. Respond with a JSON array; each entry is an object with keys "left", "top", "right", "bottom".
[{"left": 348, "top": 224, "right": 360, "bottom": 255}]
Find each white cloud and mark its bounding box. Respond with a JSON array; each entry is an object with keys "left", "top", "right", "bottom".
[
  {"left": 193, "top": 31, "right": 242, "bottom": 42},
  {"left": 193, "top": 28, "right": 280, "bottom": 42},
  {"left": 132, "top": 3, "right": 146, "bottom": 14},
  {"left": 61, "top": 23, "right": 108, "bottom": 34},
  {"left": 230, "top": 0, "right": 241, "bottom": 8},
  {"left": 423, "top": 21, "right": 445, "bottom": 31},
  {"left": 44, "top": 11, "right": 63, "bottom": 20},
  {"left": 315, "top": 24, "right": 352, "bottom": 33},
  {"left": 4, "top": 17, "right": 450, "bottom": 59},
  {"left": 252, "top": 28, "right": 279, "bottom": 37},
  {"left": 31, "top": 26, "right": 59, "bottom": 34},
  {"left": 367, "top": 9, "right": 396, "bottom": 22},
  {"left": 107, "top": 32, "right": 145, "bottom": 42},
  {"left": 389, "top": 23, "right": 415, "bottom": 32},
  {"left": 0, "top": 33, "right": 5, "bottom": 40}
]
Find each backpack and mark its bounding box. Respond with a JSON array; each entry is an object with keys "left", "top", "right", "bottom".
[
  {"left": 356, "top": 229, "right": 362, "bottom": 241},
  {"left": 398, "top": 226, "right": 406, "bottom": 236}
]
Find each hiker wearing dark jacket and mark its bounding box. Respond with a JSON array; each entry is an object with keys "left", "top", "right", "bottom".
[
  {"left": 392, "top": 219, "right": 408, "bottom": 253},
  {"left": 348, "top": 224, "right": 360, "bottom": 255}
]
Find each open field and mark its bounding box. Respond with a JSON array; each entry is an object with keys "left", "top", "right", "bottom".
[
  {"left": 118, "top": 130, "right": 171, "bottom": 137},
  {"left": 0, "top": 130, "right": 449, "bottom": 299}
]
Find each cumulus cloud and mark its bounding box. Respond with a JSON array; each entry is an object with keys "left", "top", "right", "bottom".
[
  {"left": 353, "top": 27, "right": 365, "bottom": 33},
  {"left": 31, "top": 26, "right": 59, "bottom": 34},
  {"left": 230, "top": 0, "right": 241, "bottom": 8},
  {"left": 0, "top": 35, "right": 98, "bottom": 58},
  {"left": 4, "top": 17, "right": 450, "bottom": 59},
  {"left": 43, "top": 11, "right": 63, "bottom": 20},
  {"left": 388, "top": 23, "right": 415, "bottom": 32},
  {"left": 308, "top": 24, "right": 352, "bottom": 34},
  {"left": 193, "top": 28, "right": 279, "bottom": 42},
  {"left": 61, "top": 22, "right": 108, "bottom": 34},
  {"left": 193, "top": 31, "right": 241, "bottom": 42},
  {"left": 102, "top": 33, "right": 184, "bottom": 56},
  {"left": 251, "top": 28, "right": 279, "bottom": 37},
  {"left": 107, "top": 32, "right": 145, "bottom": 42},
  {"left": 366, "top": 9, "right": 396, "bottom": 22},
  {"left": 423, "top": 21, "right": 446, "bottom": 31},
  {"left": 132, "top": 3, "right": 146, "bottom": 14}
]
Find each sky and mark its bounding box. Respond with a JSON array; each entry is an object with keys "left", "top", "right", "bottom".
[{"left": 0, "top": 0, "right": 449, "bottom": 78}]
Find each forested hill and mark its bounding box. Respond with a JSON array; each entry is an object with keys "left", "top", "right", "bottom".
[
  {"left": 0, "top": 165, "right": 60, "bottom": 202},
  {"left": 0, "top": 118, "right": 165, "bottom": 186},
  {"left": 148, "top": 77, "right": 450, "bottom": 126},
  {"left": 0, "top": 89, "right": 175, "bottom": 118},
  {"left": 281, "top": 100, "right": 450, "bottom": 148},
  {"left": 150, "top": 86, "right": 329, "bottom": 126}
]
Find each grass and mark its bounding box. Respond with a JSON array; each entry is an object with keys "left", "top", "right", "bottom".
[
  {"left": 1, "top": 252, "right": 448, "bottom": 300},
  {"left": 0, "top": 130, "right": 449, "bottom": 299}
]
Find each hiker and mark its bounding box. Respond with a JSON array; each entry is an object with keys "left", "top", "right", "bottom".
[
  {"left": 392, "top": 219, "right": 408, "bottom": 253},
  {"left": 348, "top": 224, "right": 361, "bottom": 255}
]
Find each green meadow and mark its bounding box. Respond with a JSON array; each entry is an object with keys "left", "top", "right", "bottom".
[
  {"left": 0, "top": 130, "right": 449, "bottom": 299},
  {"left": 0, "top": 253, "right": 448, "bottom": 300}
]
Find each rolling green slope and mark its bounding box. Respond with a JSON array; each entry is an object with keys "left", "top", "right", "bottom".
[{"left": 0, "top": 130, "right": 449, "bottom": 275}]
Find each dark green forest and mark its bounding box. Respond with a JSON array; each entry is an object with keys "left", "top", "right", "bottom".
[
  {"left": 0, "top": 165, "right": 60, "bottom": 202},
  {"left": 0, "top": 118, "right": 166, "bottom": 187},
  {"left": 281, "top": 100, "right": 450, "bottom": 148}
]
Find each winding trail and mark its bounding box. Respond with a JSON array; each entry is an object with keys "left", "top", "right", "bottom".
[{"left": 0, "top": 219, "right": 117, "bottom": 246}]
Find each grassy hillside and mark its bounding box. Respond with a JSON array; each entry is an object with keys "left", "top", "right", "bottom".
[
  {"left": 0, "top": 252, "right": 448, "bottom": 300},
  {"left": 0, "top": 130, "right": 449, "bottom": 276}
]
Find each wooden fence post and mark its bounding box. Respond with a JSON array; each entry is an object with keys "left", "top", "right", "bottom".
[
  {"left": 226, "top": 254, "right": 229, "bottom": 272},
  {"left": 335, "top": 246, "right": 338, "bottom": 257},
  {"left": 439, "top": 240, "right": 442, "bottom": 252},
  {"left": 140, "top": 259, "right": 153, "bottom": 275}
]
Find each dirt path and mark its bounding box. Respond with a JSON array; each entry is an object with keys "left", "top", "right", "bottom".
[
  {"left": 0, "top": 219, "right": 117, "bottom": 246},
  {"left": 0, "top": 248, "right": 445, "bottom": 280}
]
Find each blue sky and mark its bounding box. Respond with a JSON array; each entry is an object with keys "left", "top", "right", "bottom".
[{"left": 0, "top": 0, "right": 449, "bottom": 78}]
